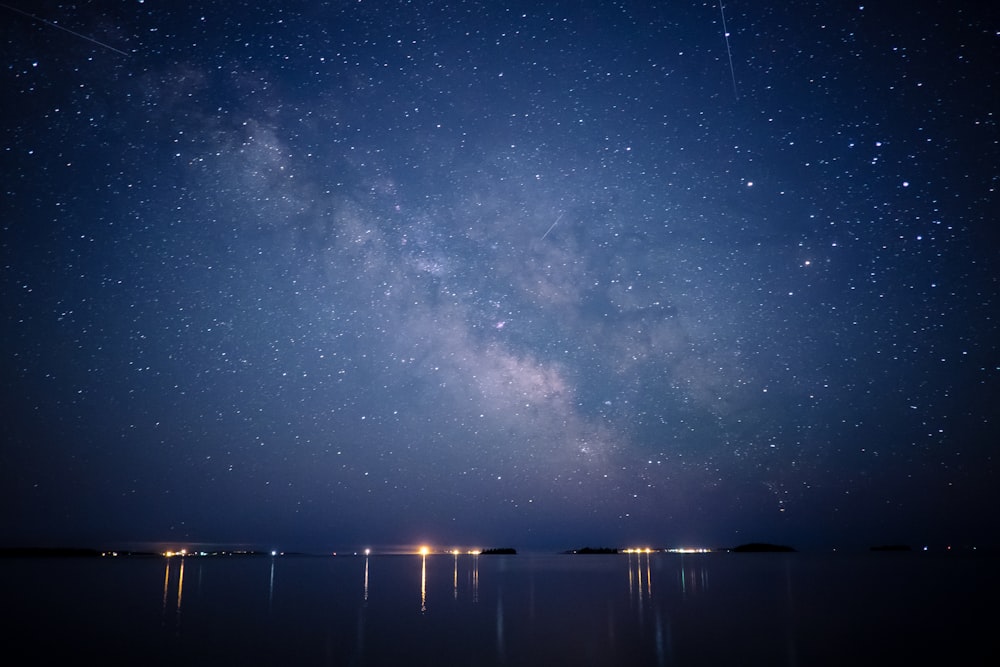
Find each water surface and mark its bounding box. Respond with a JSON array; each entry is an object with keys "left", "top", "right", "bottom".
[{"left": 4, "top": 551, "right": 996, "bottom": 665}]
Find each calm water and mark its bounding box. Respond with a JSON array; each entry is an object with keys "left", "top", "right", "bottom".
[{"left": 3, "top": 551, "right": 997, "bottom": 665}]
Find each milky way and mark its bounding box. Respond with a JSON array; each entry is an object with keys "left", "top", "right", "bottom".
[{"left": 2, "top": 1, "right": 996, "bottom": 552}]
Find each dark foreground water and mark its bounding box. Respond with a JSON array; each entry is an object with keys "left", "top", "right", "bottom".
[{"left": 3, "top": 551, "right": 997, "bottom": 665}]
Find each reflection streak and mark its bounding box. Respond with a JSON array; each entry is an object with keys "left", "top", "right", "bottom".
[
  {"left": 472, "top": 553, "right": 479, "bottom": 604},
  {"left": 628, "top": 550, "right": 654, "bottom": 603},
  {"left": 176, "top": 558, "right": 185, "bottom": 615},
  {"left": 420, "top": 553, "right": 427, "bottom": 613},
  {"left": 268, "top": 557, "right": 275, "bottom": 610},
  {"left": 645, "top": 551, "right": 652, "bottom": 598},
  {"left": 161, "top": 560, "right": 171, "bottom": 621},
  {"left": 161, "top": 557, "right": 186, "bottom": 633}
]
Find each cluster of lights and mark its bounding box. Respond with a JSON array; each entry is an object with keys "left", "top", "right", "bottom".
[
  {"left": 162, "top": 549, "right": 265, "bottom": 557},
  {"left": 623, "top": 548, "right": 657, "bottom": 554},
  {"left": 416, "top": 546, "right": 482, "bottom": 556}
]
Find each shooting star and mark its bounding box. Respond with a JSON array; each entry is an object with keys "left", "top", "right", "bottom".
[
  {"left": 1, "top": 3, "right": 129, "bottom": 56},
  {"left": 540, "top": 212, "right": 564, "bottom": 241}
]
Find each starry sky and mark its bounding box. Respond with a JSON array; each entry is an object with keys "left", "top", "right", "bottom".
[{"left": 2, "top": 1, "right": 997, "bottom": 553}]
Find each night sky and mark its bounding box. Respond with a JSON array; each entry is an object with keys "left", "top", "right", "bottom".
[{"left": 2, "top": 1, "right": 997, "bottom": 554}]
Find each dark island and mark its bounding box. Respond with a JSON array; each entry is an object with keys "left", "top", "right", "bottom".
[
  {"left": 480, "top": 547, "right": 517, "bottom": 555},
  {"left": 727, "top": 543, "right": 796, "bottom": 553},
  {"left": 565, "top": 547, "right": 618, "bottom": 554}
]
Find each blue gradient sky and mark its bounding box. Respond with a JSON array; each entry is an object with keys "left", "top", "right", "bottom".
[{"left": 2, "top": 1, "right": 997, "bottom": 552}]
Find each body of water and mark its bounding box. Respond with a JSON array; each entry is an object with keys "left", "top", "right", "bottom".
[{"left": 3, "top": 551, "right": 996, "bottom": 665}]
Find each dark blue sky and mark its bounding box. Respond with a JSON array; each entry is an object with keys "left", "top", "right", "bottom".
[{"left": 2, "top": 1, "right": 997, "bottom": 553}]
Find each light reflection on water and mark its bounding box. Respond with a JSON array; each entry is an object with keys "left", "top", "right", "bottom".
[
  {"left": 160, "top": 557, "right": 186, "bottom": 632},
  {"left": 396, "top": 551, "right": 702, "bottom": 664},
  {"left": 267, "top": 556, "right": 275, "bottom": 611},
  {"left": 419, "top": 552, "right": 427, "bottom": 613},
  {"left": 627, "top": 549, "right": 655, "bottom": 601},
  {"left": 677, "top": 554, "right": 709, "bottom": 598},
  {"left": 4, "top": 552, "right": 997, "bottom": 665}
]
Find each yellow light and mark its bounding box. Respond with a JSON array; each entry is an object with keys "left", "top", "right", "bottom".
[{"left": 419, "top": 546, "right": 430, "bottom": 556}]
